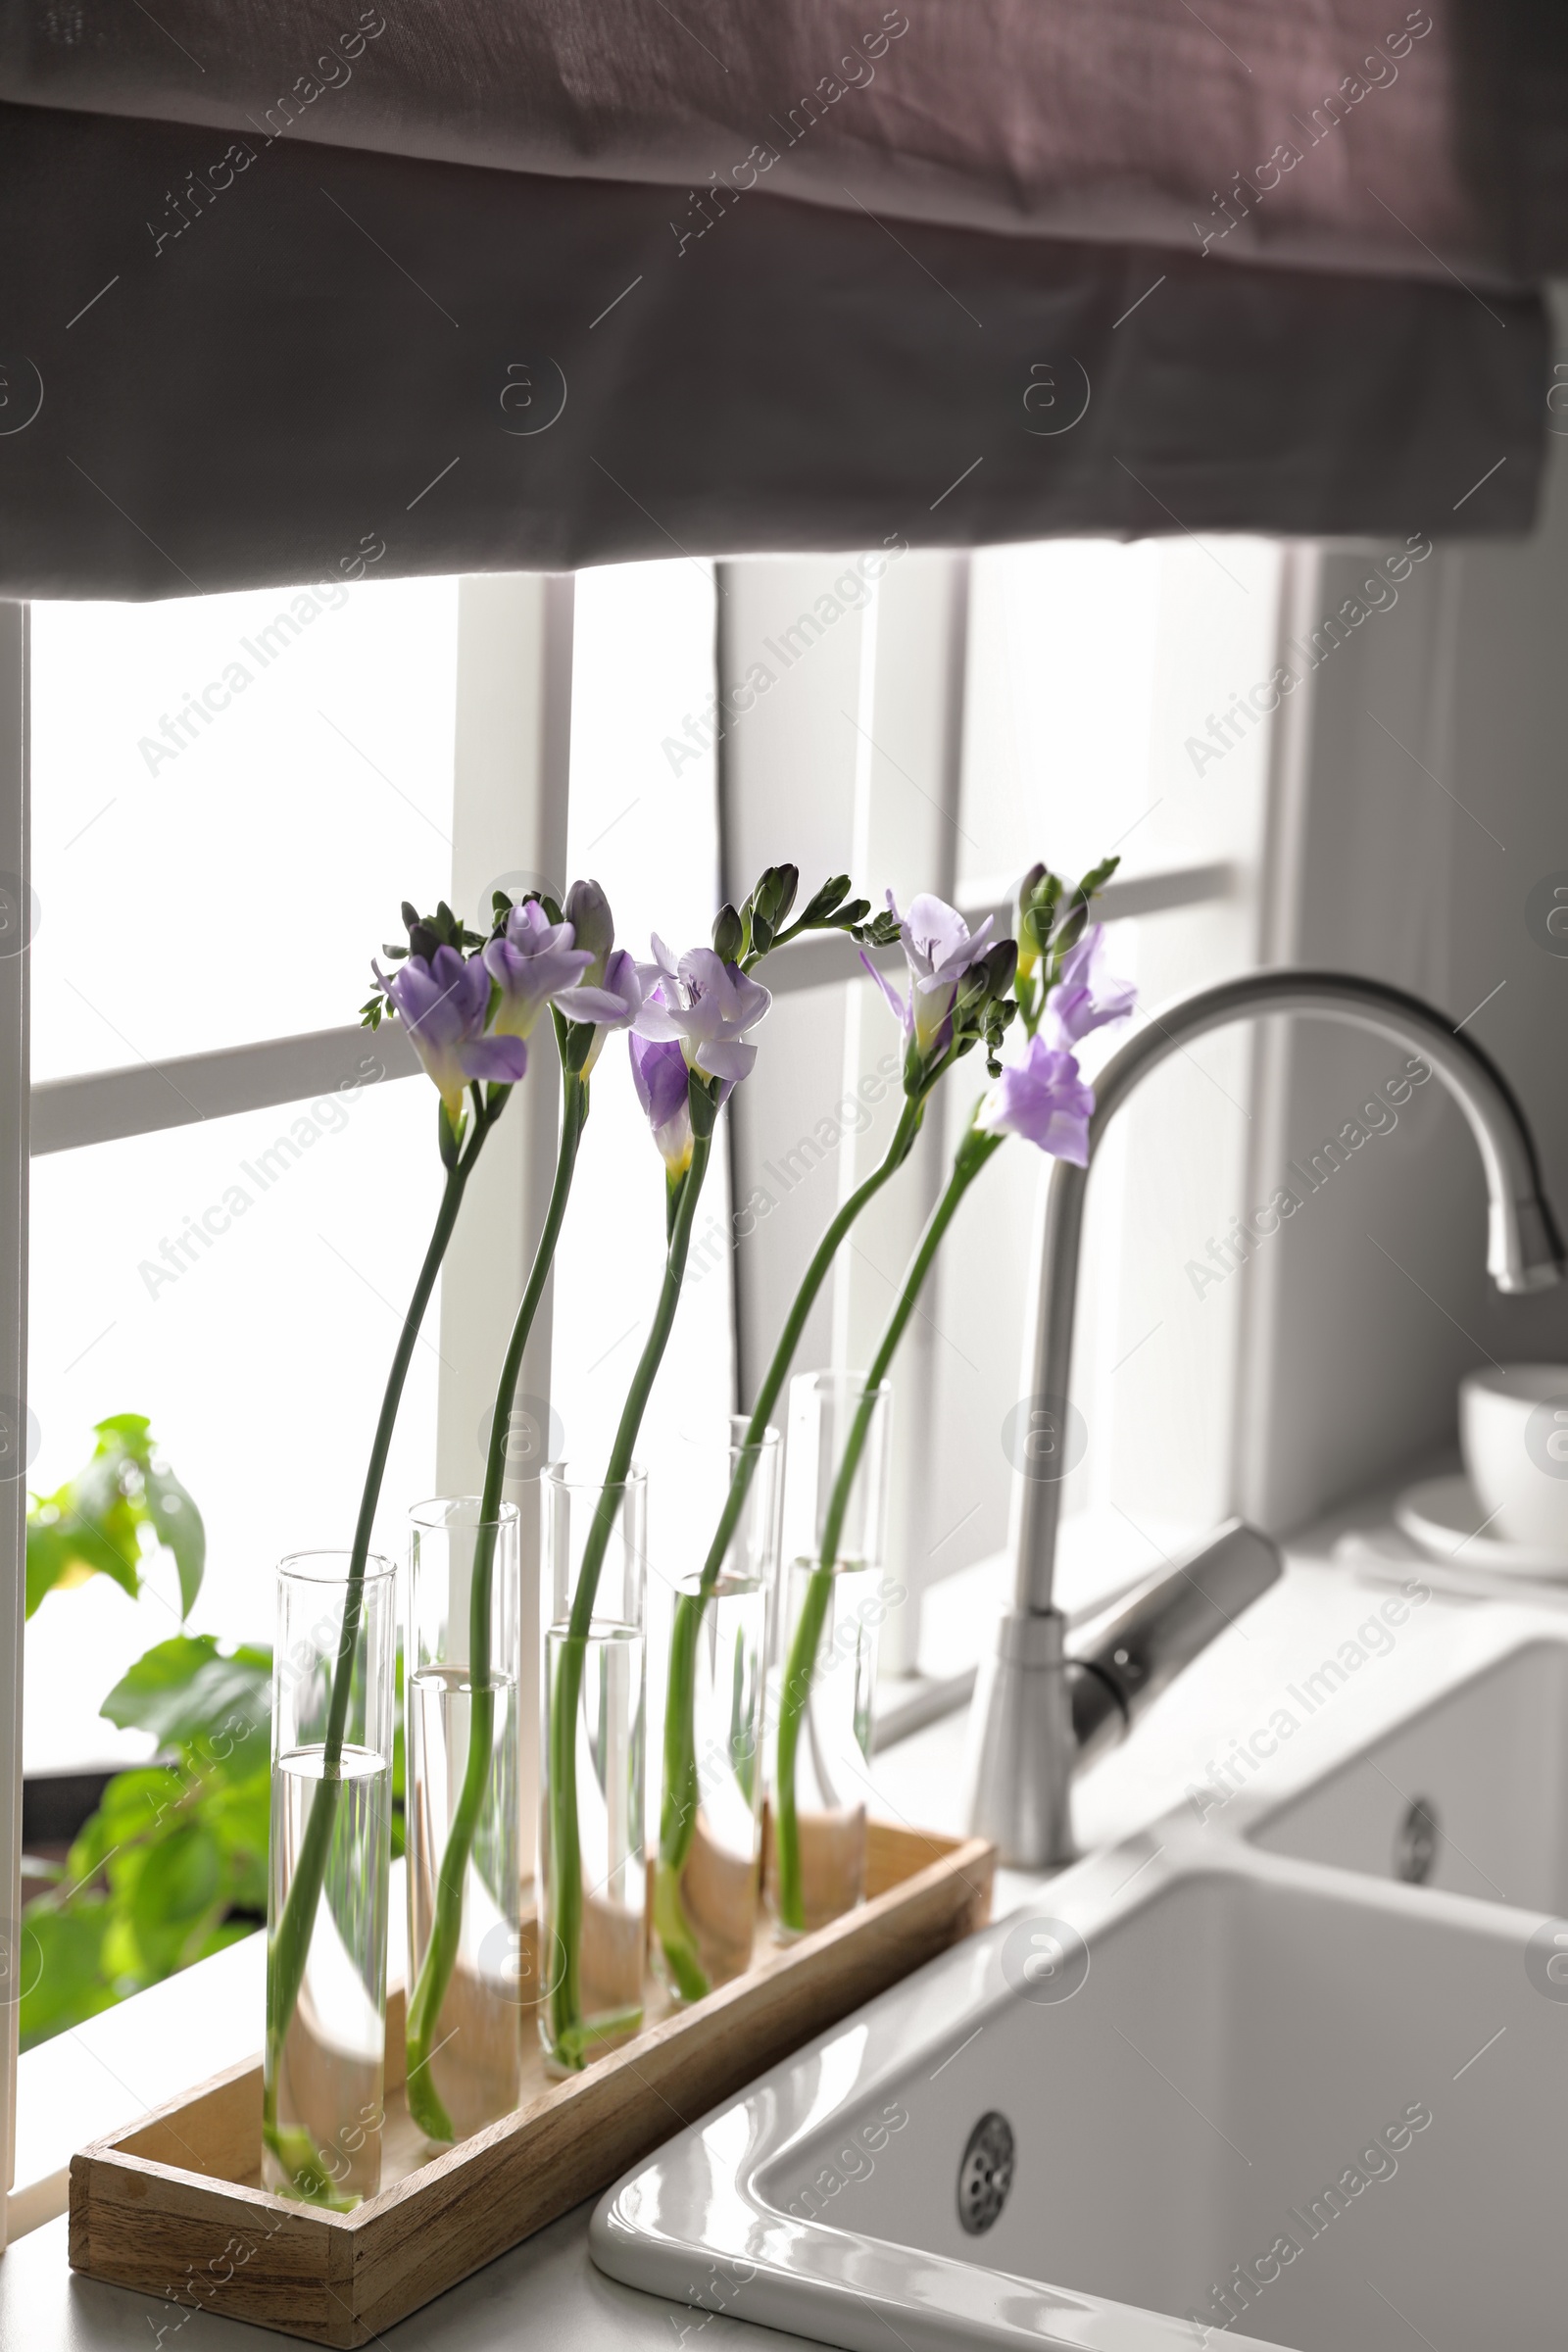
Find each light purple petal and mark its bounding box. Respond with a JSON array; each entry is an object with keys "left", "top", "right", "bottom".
[
  {"left": 648, "top": 934, "right": 682, "bottom": 986},
  {"left": 977, "top": 1038, "right": 1096, "bottom": 1163},
  {"left": 1043, "top": 926, "right": 1136, "bottom": 1049},
  {"left": 458, "top": 1034, "right": 528, "bottom": 1087},
  {"left": 696, "top": 1036, "right": 758, "bottom": 1084},
  {"left": 628, "top": 1032, "right": 694, "bottom": 1166},
  {"left": 904, "top": 893, "right": 973, "bottom": 979},
  {"left": 554, "top": 982, "right": 637, "bottom": 1023},
  {"left": 860, "top": 950, "right": 911, "bottom": 1033},
  {"left": 629, "top": 1034, "right": 690, "bottom": 1128},
  {"left": 631, "top": 995, "right": 684, "bottom": 1044},
  {"left": 930, "top": 912, "right": 995, "bottom": 985},
  {"left": 725, "top": 968, "right": 771, "bottom": 1029}
]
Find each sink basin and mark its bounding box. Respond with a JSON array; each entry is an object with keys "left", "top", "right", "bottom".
[
  {"left": 1250, "top": 1634, "right": 1568, "bottom": 1910},
  {"left": 593, "top": 1822, "right": 1565, "bottom": 2350}
]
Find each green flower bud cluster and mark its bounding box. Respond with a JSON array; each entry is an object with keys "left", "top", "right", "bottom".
[
  {"left": 713, "top": 865, "right": 904, "bottom": 971},
  {"left": 945, "top": 938, "right": 1020, "bottom": 1082},
  {"left": 1016, "top": 856, "right": 1119, "bottom": 1035}
]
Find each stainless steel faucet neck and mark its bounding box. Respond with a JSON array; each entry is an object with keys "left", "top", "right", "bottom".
[
  {"left": 966, "top": 966, "right": 1561, "bottom": 1868},
  {"left": 1012, "top": 967, "right": 1561, "bottom": 1622}
]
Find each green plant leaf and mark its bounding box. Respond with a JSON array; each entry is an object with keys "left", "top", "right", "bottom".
[
  {"left": 24, "top": 1518, "right": 81, "bottom": 1617},
  {"left": 100, "top": 1635, "right": 272, "bottom": 1773},
  {"left": 142, "top": 1465, "right": 206, "bottom": 1620},
  {"left": 67, "top": 1767, "right": 184, "bottom": 1885},
  {"left": 25, "top": 1414, "right": 206, "bottom": 1619},
  {"left": 91, "top": 1412, "right": 154, "bottom": 1461},
  {"left": 24, "top": 1503, "right": 140, "bottom": 1615},
  {"left": 18, "top": 1900, "right": 117, "bottom": 2051},
  {"left": 126, "top": 1824, "right": 223, "bottom": 1974},
  {"left": 203, "top": 1770, "right": 271, "bottom": 1909},
  {"left": 100, "top": 1634, "right": 217, "bottom": 1725}
]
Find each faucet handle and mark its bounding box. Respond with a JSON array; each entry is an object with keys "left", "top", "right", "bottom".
[{"left": 1067, "top": 1518, "right": 1282, "bottom": 1764}]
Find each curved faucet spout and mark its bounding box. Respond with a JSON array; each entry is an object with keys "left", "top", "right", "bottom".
[
  {"left": 966, "top": 966, "right": 1561, "bottom": 1868},
  {"left": 1012, "top": 966, "right": 1561, "bottom": 1622}
]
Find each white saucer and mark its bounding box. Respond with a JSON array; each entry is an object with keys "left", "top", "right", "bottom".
[{"left": 1395, "top": 1472, "right": 1568, "bottom": 1579}]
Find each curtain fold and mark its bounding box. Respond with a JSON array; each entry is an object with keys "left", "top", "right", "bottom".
[
  {"left": 1, "top": 0, "right": 1559, "bottom": 285},
  {"left": 3, "top": 0, "right": 1562, "bottom": 595},
  {"left": 0, "top": 100, "right": 1544, "bottom": 600}
]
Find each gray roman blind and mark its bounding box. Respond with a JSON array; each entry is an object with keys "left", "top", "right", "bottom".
[{"left": 0, "top": 0, "right": 1560, "bottom": 593}]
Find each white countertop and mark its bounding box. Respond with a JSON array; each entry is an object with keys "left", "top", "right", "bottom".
[{"left": 4, "top": 1473, "right": 1552, "bottom": 2345}]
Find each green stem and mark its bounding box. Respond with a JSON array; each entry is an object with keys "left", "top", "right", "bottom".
[
  {"left": 773, "top": 1124, "right": 1003, "bottom": 1930},
  {"left": 655, "top": 1093, "right": 927, "bottom": 1994},
  {"left": 404, "top": 1069, "right": 587, "bottom": 2140},
  {"left": 547, "top": 1133, "right": 712, "bottom": 2068},
  {"left": 267, "top": 1102, "right": 494, "bottom": 2176}
]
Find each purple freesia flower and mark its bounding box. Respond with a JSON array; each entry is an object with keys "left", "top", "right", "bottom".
[
  {"left": 376, "top": 945, "right": 527, "bottom": 1125},
  {"left": 975, "top": 1037, "right": 1096, "bottom": 1166},
  {"left": 547, "top": 879, "right": 645, "bottom": 1073},
  {"left": 629, "top": 1034, "right": 694, "bottom": 1173},
  {"left": 634, "top": 938, "right": 771, "bottom": 1087},
  {"left": 1044, "top": 925, "right": 1136, "bottom": 1051},
  {"left": 555, "top": 948, "right": 644, "bottom": 1058},
  {"left": 482, "top": 900, "right": 594, "bottom": 1041},
  {"left": 862, "top": 890, "right": 996, "bottom": 1061}
]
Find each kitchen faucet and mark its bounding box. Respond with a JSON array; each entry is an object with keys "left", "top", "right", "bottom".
[{"left": 965, "top": 967, "right": 1564, "bottom": 1868}]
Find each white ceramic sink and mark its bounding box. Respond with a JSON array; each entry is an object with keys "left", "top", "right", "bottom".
[
  {"left": 593, "top": 1619, "right": 1568, "bottom": 2350},
  {"left": 1250, "top": 1634, "right": 1568, "bottom": 1910}
]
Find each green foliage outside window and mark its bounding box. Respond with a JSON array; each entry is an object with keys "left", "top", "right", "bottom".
[{"left": 20, "top": 1418, "right": 405, "bottom": 2051}]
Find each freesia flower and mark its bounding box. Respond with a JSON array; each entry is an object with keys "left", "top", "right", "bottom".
[
  {"left": 629, "top": 1035, "right": 694, "bottom": 1173},
  {"left": 550, "top": 879, "right": 645, "bottom": 1073},
  {"left": 862, "top": 891, "right": 996, "bottom": 1062},
  {"left": 635, "top": 938, "right": 771, "bottom": 1087},
  {"left": 975, "top": 1037, "right": 1096, "bottom": 1166},
  {"left": 482, "top": 900, "right": 594, "bottom": 1040},
  {"left": 376, "top": 946, "right": 527, "bottom": 1126},
  {"left": 1043, "top": 925, "right": 1136, "bottom": 1051}
]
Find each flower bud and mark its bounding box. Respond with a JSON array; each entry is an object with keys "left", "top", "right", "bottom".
[
  {"left": 982, "top": 939, "right": 1018, "bottom": 1001},
  {"left": 564, "top": 878, "right": 615, "bottom": 981},
  {"left": 711, "top": 903, "right": 746, "bottom": 963},
  {"left": 759, "top": 863, "right": 800, "bottom": 928},
  {"left": 1016, "top": 874, "right": 1057, "bottom": 981}
]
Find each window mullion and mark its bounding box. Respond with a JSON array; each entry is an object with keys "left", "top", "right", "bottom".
[
  {"left": 833, "top": 552, "right": 971, "bottom": 1682},
  {"left": 432, "top": 573, "right": 574, "bottom": 1866}
]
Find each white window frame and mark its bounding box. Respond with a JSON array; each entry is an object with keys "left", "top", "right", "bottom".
[{"left": 0, "top": 560, "right": 1243, "bottom": 2238}]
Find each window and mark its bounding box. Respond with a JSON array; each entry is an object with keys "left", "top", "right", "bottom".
[
  {"left": 2, "top": 530, "right": 1287, "bottom": 2226},
  {"left": 720, "top": 535, "right": 1283, "bottom": 1684},
  {"left": 24, "top": 577, "right": 459, "bottom": 1769}
]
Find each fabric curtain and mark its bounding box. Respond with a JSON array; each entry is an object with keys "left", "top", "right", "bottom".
[
  {"left": 0, "top": 0, "right": 1559, "bottom": 594},
  {"left": 4, "top": 0, "right": 1562, "bottom": 283}
]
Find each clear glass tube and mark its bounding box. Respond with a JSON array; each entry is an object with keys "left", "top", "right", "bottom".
[
  {"left": 539, "top": 1462, "right": 647, "bottom": 2074},
  {"left": 652, "top": 1418, "right": 780, "bottom": 1999},
  {"left": 768, "top": 1372, "right": 894, "bottom": 1936},
  {"left": 265, "top": 1550, "right": 396, "bottom": 2207},
  {"left": 405, "top": 1496, "right": 521, "bottom": 2147}
]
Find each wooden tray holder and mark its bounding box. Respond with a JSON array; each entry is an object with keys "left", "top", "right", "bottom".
[{"left": 69, "top": 1822, "right": 996, "bottom": 2346}]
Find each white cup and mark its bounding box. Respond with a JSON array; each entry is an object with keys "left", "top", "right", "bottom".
[{"left": 1460, "top": 1365, "right": 1568, "bottom": 1555}]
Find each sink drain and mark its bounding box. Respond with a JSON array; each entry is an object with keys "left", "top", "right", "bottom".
[
  {"left": 956, "top": 2112, "right": 1014, "bottom": 2235},
  {"left": 1396, "top": 1796, "right": 1440, "bottom": 1885}
]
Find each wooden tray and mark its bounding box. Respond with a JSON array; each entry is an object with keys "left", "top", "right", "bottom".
[{"left": 69, "top": 1822, "right": 995, "bottom": 2346}]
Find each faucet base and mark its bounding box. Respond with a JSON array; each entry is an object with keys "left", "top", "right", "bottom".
[{"left": 962, "top": 1607, "right": 1078, "bottom": 1869}]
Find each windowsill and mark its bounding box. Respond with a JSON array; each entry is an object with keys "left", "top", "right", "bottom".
[
  {"left": 8, "top": 1863, "right": 409, "bottom": 2242},
  {"left": 11, "top": 1515, "right": 1182, "bottom": 2234},
  {"left": 5, "top": 1508, "right": 1193, "bottom": 2239},
  {"left": 875, "top": 1508, "right": 1196, "bottom": 1745}
]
